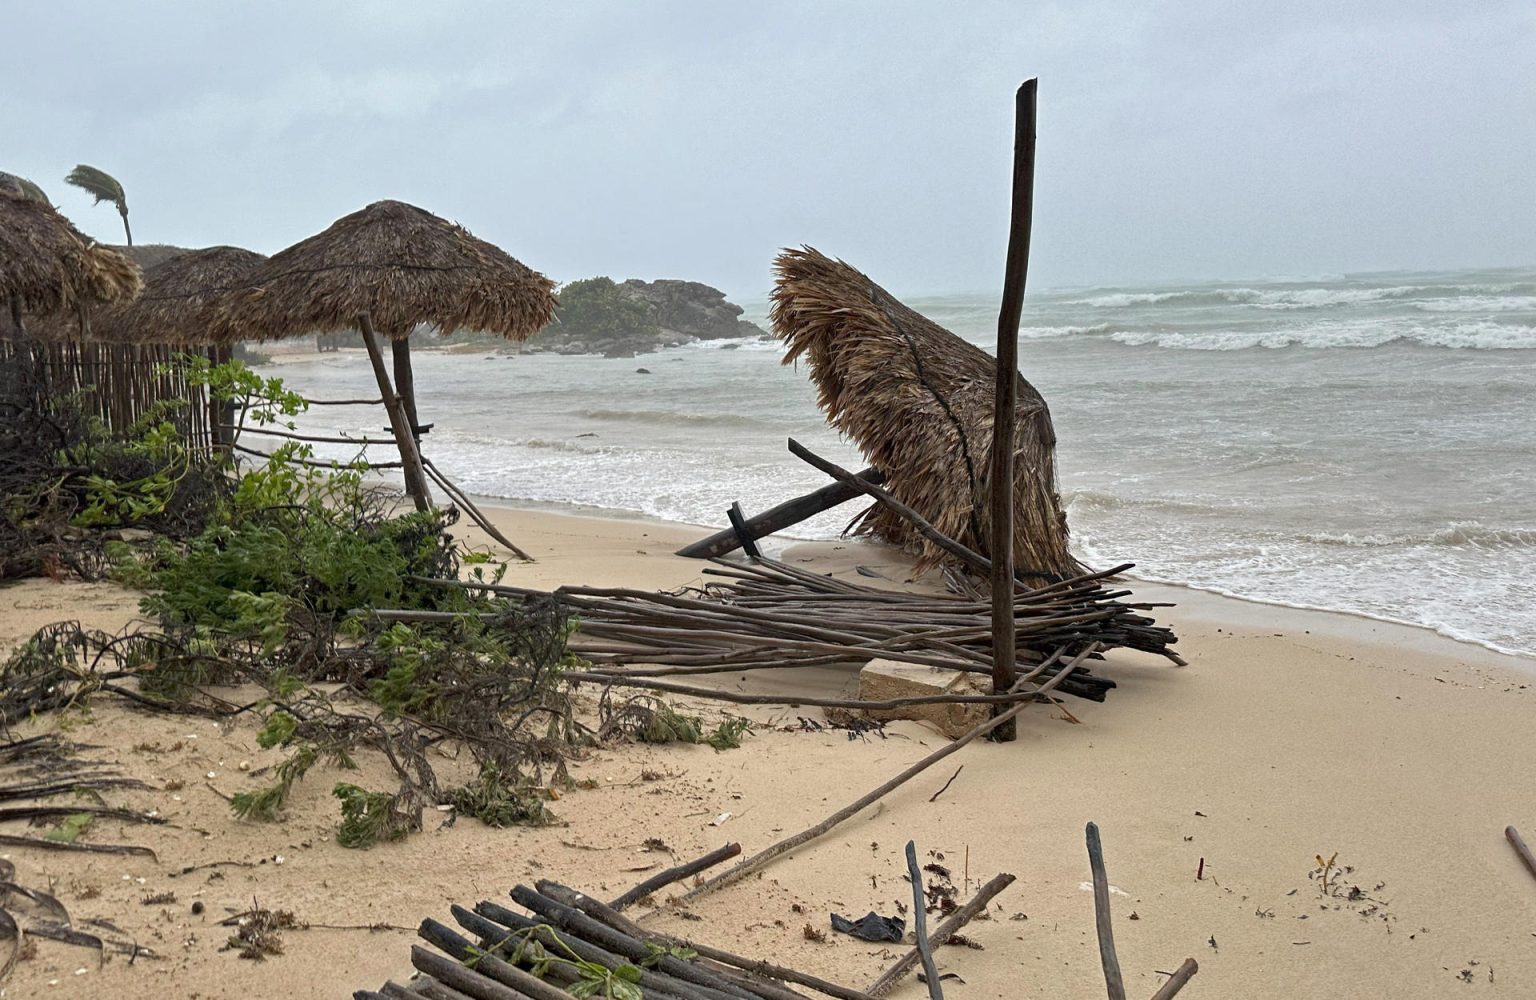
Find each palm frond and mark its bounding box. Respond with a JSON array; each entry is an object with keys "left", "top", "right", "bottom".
[{"left": 64, "top": 164, "right": 126, "bottom": 208}]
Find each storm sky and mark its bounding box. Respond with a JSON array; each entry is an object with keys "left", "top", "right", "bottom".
[{"left": 7, "top": 1, "right": 1534, "bottom": 298}]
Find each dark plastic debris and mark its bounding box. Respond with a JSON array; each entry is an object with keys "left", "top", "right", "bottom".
[{"left": 830, "top": 911, "right": 906, "bottom": 942}]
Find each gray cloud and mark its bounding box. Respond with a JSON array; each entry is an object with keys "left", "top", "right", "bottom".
[{"left": 7, "top": 0, "right": 1533, "bottom": 298}]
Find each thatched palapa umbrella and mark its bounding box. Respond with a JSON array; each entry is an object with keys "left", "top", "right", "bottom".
[
  {"left": 19, "top": 246, "right": 269, "bottom": 446},
  {"left": 1, "top": 191, "right": 142, "bottom": 408},
  {"left": 770, "top": 246, "right": 1081, "bottom": 583},
  {"left": 63, "top": 246, "right": 267, "bottom": 346},
  {"left": 0, "top": 190, "right": 143, "bottom": 337},
  {"left": 209, "top": 199, "right": 556, "bottom": 510}
]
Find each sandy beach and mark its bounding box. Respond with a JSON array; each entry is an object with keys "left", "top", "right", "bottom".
[{"left": 2, "top": 503, "right": 1533, "bottom": 999}]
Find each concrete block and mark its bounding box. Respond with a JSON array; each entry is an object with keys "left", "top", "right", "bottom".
[{"left": 856, "top": 658, "right": 989, "bottom": 739}]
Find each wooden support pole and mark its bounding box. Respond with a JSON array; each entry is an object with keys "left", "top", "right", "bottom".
[
  {"left": 358, "top": 314, "right": 432, "bottom": 511},
  {"left": 210, "top": 343, "right": 235, "bottom": 453},
  {"left": 987, "top": 78, "right": 1039, "bottom": 741},
  {"left": 391, "top": 335, "right": 422, "bottom": 434},
  {"left": 675, "top": 469, "right": 887, "bottom": 559}
]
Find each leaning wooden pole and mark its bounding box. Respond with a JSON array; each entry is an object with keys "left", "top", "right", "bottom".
[
  {"left": 358, "top": 314, "right": 432, "bottom": 511},
  {"left": 675, "top": 469, "right": 888, "bottom": 559},
  {"left": 987, "top": 78, "right": 1038, "bottom": 741}
]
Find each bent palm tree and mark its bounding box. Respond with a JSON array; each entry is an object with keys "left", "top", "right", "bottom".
[{"left": 65, "top": 164, "right": 131, "bottom": 245}]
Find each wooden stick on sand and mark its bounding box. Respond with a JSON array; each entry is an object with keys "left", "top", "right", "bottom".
[
  {"left": 866, "top": 873, "right": 1017, "bottom": 997},
  {"left": 1506, "top": 825, "right": 1536, "bottom": 884},
  {"left": 1149, "top": 958, "right": 1200, "bottom": 1000},
  {"left": 609, "top": 842, "right": 742, "bottom": 911},
  {"left": 1086, "top": 821, "right": 1126, "bottom": 1000},
  {"left": 905, "top": 841, "right": 945, "bottom": 1000},
  {"left": 677, "top": 654, "right": 1089, "bottom": 903}
]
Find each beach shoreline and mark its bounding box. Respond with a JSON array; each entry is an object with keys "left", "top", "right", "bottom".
[
  {"left": 1, "top": 502, "right": 1533, "bottom": 998},
  {"left": 466, "top": 492, "right": 1536, "bottom": 673}
]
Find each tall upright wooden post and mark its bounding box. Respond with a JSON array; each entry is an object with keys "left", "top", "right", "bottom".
[
  {"left": 987, "top": 79, "right": 1039, "bottom": 742},
  {"left": 390, "top": 335, "right": 421, "bottom": 434},
  {"left": 358, "top": 314, "right": 433, "bottom": 512}
]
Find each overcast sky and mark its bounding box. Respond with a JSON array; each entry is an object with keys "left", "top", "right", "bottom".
[{"left": 7, "top": 1, "right": 1534, "bottom": 298}]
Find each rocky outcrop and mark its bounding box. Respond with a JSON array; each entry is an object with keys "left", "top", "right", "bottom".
[
  {"left": 616, "top": 279, "right": 763, "bottom": 342},
  {"left": 526, "top": 277, "right": 767, "bottom": 358}
]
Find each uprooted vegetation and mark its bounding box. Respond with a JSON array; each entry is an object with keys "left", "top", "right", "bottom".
[{"left": 0, "top": 360, "right": 746, "bottom": 850}]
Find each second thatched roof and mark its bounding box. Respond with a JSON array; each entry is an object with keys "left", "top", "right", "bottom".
[
  {"left": 209, "top": 199, "right": 556, "bottom": 344},
  {"left": 0, "top": 191, "right": 142, "bottom": 328},
  {"left": 770, "top": 246, "right": 1081, "bottom": 583},
  {"left": 34, "top": 245, "right": 269, "bottom": 346}
]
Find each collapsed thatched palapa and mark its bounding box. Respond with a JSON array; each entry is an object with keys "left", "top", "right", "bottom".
[
  {"left": 770, "top": 246, "right": 1081, "bottom": 582},
  {"left": 208, "top": 199, "right": 556, "bottom": 344},
  {"left": 0, "top": 191, "right": 143, "bottom": 332}
]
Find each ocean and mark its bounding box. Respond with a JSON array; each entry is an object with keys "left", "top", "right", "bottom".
[{"left": 261, "top": 265, "right": 1536, "bottom": 658}]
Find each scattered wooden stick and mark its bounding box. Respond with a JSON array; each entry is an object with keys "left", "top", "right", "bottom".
[
  {"left": 569, "top": 671, "right": 1045, "bottom": 712},
  {"left": 610, "top": 842, "right": 742, "bottom": 911},
  {"left": 1506, "top": 826, "right": 1536, "bottom": 884},
  {"left": 905, "top": 842, "right": 945, "bottom": 1000},
  {"left": 410, "top": 943, "right": 538, "bottom": 1000},
  {"left": 679, "top": 659, "right": 1083, "bottom": 904},
  {"left": 422, "top": 457, "right": 534, "bottom": 562},
  {"left": 865, "top": 873, "right": 1016, "bottom": 997},
  {"left": 726, "top": 502, "right": 763, "bottom": 559},
  {"left": 538, "top": 881, "right": 868, "bottom": 1000},
  {"left": 0, "top": 833, "right": 155, "bottom": 858},
  {"left": 787, "top": 439, "right": 992, "bottom": 579},
  {"left": 417, "top": 918, "right": 574, "bottom": 1000},
  {"left": 1086, "top": 822, "right": 1126, "bottom": 1000},
  {"left": 1149, "top": 958, "right": 1199, "bottom": 1000},
  {"left": 508, "top": 885, "right": 757, "bottom": 1000},
  {"left": 928, "top": 766, "right": 964, "bottom": 803}
]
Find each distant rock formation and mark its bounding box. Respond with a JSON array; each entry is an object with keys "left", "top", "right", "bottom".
[{"left": 527, "top": 277, "right": 767, "bottom": 358}]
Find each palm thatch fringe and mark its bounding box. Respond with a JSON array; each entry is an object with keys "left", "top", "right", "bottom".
[
  {"left": 0, "top": 191, "right": 143, "bottom": 330},
  {"left": 31, "top": 246, "right": 267, "bottom": 346},
  {"left": 208, "top": 199, "right": 556, "bottom": 344},
  {"left": 770, "top": 246, "right": 1079, "bottom": 582}
]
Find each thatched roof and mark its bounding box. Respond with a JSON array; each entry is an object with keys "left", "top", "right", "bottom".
[
  {"left": 770, "top": 246, "right": 1081, "bottom": 582},
  {"left": 0, "top": 191, "right": 143, "bottom": 329},
  {"left": 209, "top": 199, "right": 556, "bottom": 344},
  {"left": 119, "top": 244, "right": 195, "bottom": 271},
  {"left": 33, "top": 245, "right": 268, "bottom": 346}
]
